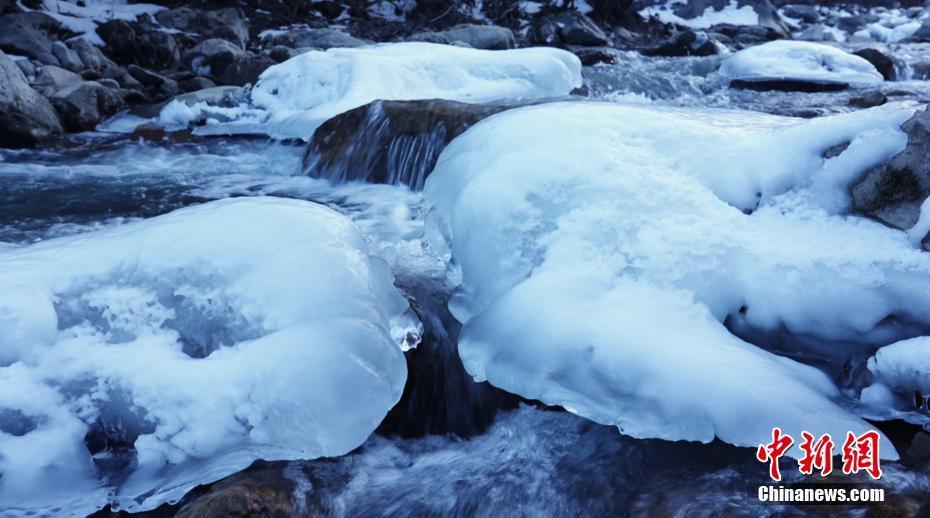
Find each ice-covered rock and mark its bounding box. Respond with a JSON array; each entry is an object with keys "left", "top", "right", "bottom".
[
  {"left": 0, "top": 197, "right": 413, "bottom": 516},
  {"left": 161, "top": 42, "right": 581, "bottom": 140},
  {"left": 719, "top": 40, "right": 883, "bottom": 91},
  {"left": 424, "top": 101, "right": 930, "bottom": 458}
]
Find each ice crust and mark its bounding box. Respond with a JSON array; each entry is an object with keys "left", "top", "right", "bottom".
[
  {"left": 159, "top": 42, "right": 582, "bottom": 140},
  {"left": 0, "top": 197, "right": 411, "bottom": 515},
  {"left": 424, "top": 101, "right": 930, "bottom": 458},
  {"left": 719, "top": 40, "right": 883, "bottom": 87}
]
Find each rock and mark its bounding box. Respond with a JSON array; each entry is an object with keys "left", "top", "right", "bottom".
[
  {"left": 911, "top": 20, "right": 930, "bottom": 42},
  {"left": 438, "top": 24, "right": 516, "bottom": 50},
  {"left": 127, "top": 64, "right": 179, "bottom": 100},
  {"left": 173, "top": 464, "right": 296, "bottom": 518},
  {"left": 852, "top": 108, "right": 930, "bottom": 229},
  {"left": 644, "top": 30, "right": 726, "bottom": 57},
  {"left": 135, "top": 85, "right": 246, "bottom": 118},
  {"left": 781, "top": 4, "right": 820, "bottom": 24},
  {"left": 30, "top": 64, "right": 81, "bottom": 96},
  {"left": 68, "top": 38, "right": 117, "bottom": 76},
  {"left": 14, "top": 58, "right": 34, "bottom": 78},
  {"left": 179, "top": 76, "right": 216, "bottom": 92},
  {"left": 837, "top": 14, "right": 869, "bottom": 33},
  {"left": 905, "top": 432, "right": 930, "bottom": 465},
  {"left": 848, "top": 90, "right": 887, "bottom": 108},
  {"left": 0, "top": 12, "right": 69, "bottom": 63},
  {"left": 570, "top": 46, "right": 623, "bottom": 66},
  {"left": 130, "top": 121, "right": 166, "bottom": 141},
  {"left": 261, "top": 27, "right": 368, "bottom": 50},
  {"left": 312, "top": 0, "right": 345, "bottom": 19},
  {"left": 304, "top": 99, "right": 524, "bottom": 190},
  {"left": 795, "top": 24, "right": 836, "bottom": 42},
  {"left": 51, "top": 81, "right": 125, "bottom": 132},
  {"left": 267, "top": 45, "right": 301, "bottom": 63},
  {"left": 155, "top": 7, "right": 249, "bottom": 49},
  {"left": 651, "top": 0, "right": 790, "bottom": 37},
  {"left": 707, "top": 23, "right": 782, "bottom": 48},
  {"left": 185, "top": 38, "right": 274, "bottom": 86},
  {"left": 913, "top": 60, "right": 930, "bottom": 80},
  {"left": 50, "top": 41, "right": 83, "bottom": 73},
  {"left": 0, "top": 50, "right": 61, "bottom": 146},
  {"left": 853, "top": 48, "right": 895, "bottom": 81},
  {"left": 535, "top": 12, "right": 609, "bottom": 47},
  {"left": 97, "top": 19, "right": 180, "bottom": 70}
]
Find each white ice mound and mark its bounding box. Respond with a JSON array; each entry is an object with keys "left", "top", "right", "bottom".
[
  {"left": 0, "top": 197, "right": 412, "bottom": 516},
  {"left": 165, "top": 42, "right": 582, "bottom": 140},
  {"left": 864, "top": 337, "right": 930, "bottom": 404},
  {"left": 719, "top": 40, "right": 883, "bottom": 88},
  {"left": 424, "top": 101, "right": 930, "bottom": 458}
]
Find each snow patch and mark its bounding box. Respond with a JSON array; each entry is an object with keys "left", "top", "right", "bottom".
[{"left": 719, "top": 40, "right": 883, "bottom": 87}]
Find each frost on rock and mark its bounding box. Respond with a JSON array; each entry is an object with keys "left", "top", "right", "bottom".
[
  {"left": 424, "top": 101, "right": 930, "bottom": 459},
  {"left": 0, "top": 197, "right": 412, "bottom": 516},
  {"left": 719, "top": 40, "right": 883, "bottom": 89},
  {"left": 862, "top": 337, "right": 930, "bottom": 420},
  {"left": 160, "top": 42, "right": 582, "bottom": 140}
]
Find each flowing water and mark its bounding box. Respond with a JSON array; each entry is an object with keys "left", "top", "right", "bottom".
[{"left": 6, "top": 45, "right": 930, "bottom": 516}]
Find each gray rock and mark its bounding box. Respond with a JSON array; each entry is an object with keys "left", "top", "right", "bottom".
[
  {"left": 535, "top": 12, "right": 608, "bottom": 47},
  {"left": 261, "top": 27, "right": 368, "bottom": 50},
  {"left": 781, "top": 4, "right": 820, "bottom": 24},
  {"left": 136, "top": 85, "right": 245, "bottom": 118},
  {"left": 569, "top": 46, "right": 623, "bottom": 66},
  {"left": 911, "top": 19, "right": 930, "bottom": 42},
  {"left": 51, "top": 41, "right": 83, "bottom": 73},
  {"left": 185, "top": 38, "right": 273, "bottom": 86},
  {"left": 14, "top": 57, "right": 34, "bottom": 78},
  {"left": 155, "top": 7, "right": 249, "bottom": 49},
  {"left": 913, "top": 60, "right": 930, "bottom": 80},
  {"left": 30, "top": 64, "right": 82, "bottom": 96},
  {"left": 853, "top": 48, "right": 895, "bottom": 81},
  {"left": 68, "top": 38, "right": 117, "bottom": 76},
  {"left": 646, "top": 0, "right": 790, "bottom": 38},
  {"left": 97, "top": 19, "right": 180, "bottom": 70},
  {"left": 439, "top": 24, "right": 516, "bottom": 50},
  {"left": 179, "top": 76, "right": 216, "bottom": 92},
  {"left": 267, "top": 45, "right": 302, "bottom": 63},
  {"left": 0, "top": 12, "right": 67, "bottom": 61},
  {"left": 852, "top": 108, "right": 930, "bottom": 229},
  {"left": 51, "top": 81, "right": 125, "bottom": 132},
  {"left": 127, "top": 64, "right": 179, "bottom": 100},
  {"left": 795, "top": 24, "right": 836, "bottom": 42},
  {"left": 0, "top": 50, "right": 61, "bottom": 146},
  {"left": 644, "top": 30, "right": 726, "bottom": 57}
]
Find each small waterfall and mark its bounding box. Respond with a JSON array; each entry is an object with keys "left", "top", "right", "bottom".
[{"left": 302, "top": 100, "right": 516, "bottom": 191}]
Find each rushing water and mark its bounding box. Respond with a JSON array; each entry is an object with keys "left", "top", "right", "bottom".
[{"left": 6, "top": 45, "right": 930, "bottom": 516}]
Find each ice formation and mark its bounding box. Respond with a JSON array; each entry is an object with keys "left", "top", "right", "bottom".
[
  {"left": 719, "top": 40, "right": 883, "bottom": 88},
  {"left": 863, "top": 337, "right": 930, "bottom": 415},
  {"left": 0, "top": 197, "right": 412, "bottom": 515},
  {"left": 424, "top": 101, "right": 930, "bottom": 458},
  {"left": 160, "top": 42, "right": 582, "bottom": 140}
]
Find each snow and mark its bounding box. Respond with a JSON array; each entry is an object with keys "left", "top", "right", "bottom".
[
  {"left": 868, "top": 337, "right": 930, "bottom": 396},
  {"left": 719, "top": 40, "right": 883, "bottom": 87},
  {"left": 161, "top": 42, "right": 582, "bottom": 140},
  {"left": 0, "top": 197, "right": 413, "bottom": 515},
  {"left": 641, "top": 0, "right": 759, "bottom": 29},
  {"left": 423, "top": 101, "right": 930, "bottom": 458}
]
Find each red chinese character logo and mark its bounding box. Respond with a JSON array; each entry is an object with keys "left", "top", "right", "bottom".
[
  {"left": 797, "top": 431, "right": 834, "bottom": 476},
  {"left": 756, "top": 427, "right": 794, "bottom": 481},
  {"left": 841, "top": 430, "right": 882, "bottom": 479}
]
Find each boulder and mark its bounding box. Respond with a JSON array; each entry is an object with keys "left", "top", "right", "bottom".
[
  {"left": 569, "top": 46, "right": 623, "bottom": 66},
  {"left": 795, "top": 25, "right": 836, "bottom": 42},
  {"left": 909, "top": 19, "right": 930, "bottom": 42},
  {"left": 185, "top": 38, "right": 273, "bottom": 86},
  {"left": 51, "top": 81, "right": 125, "bottom": 132},
  {"left": 644, "top": 30, "right": 726, "bottom": 57},
  {"left": 97, "top": 19, "right": 180, "bottom": 70},
  {"left": 707, "top": 23, "right": 782, "bottom": 48},
  {"left": 30, "top": 64, "right": 82, "bottom": 96},
  {"left": 68, "top": 38, "right": 118, "bottom": 76},
  {"left": 438, "top": 24, "right": 516, "bottom": 50},
  {"left": 535, "top": 12, "right": 609, "bottom": 47},
  {"left": 179, "top": 76, "right": 216, "bottom": 92},
  {"left": 155, "top": 7, "right": 249, "bottom": 49},
  {"left": 127, "top": 65, "right": 179, "bottom": 101},
  {"left": 853, "top": 48, "right": 896, "bottom": 81},
  {"left": 304, "top": 99, "right": 523, "bottom": 190},
  {"left": 852, "top": 108, "right": 930, "bottom": 230},
  {"left": 137, "top": 85, "right": 246, "bottom": 118},
  {"left": 50, "top": 41, "right": 83, "bottom": 73},
  {"left": 781, "top": 4, "right": 821, "bottom": 24},
  {"left": 0, "top": 50, "right": 61, "bottom": 147},
  {"left": 848, "top": 90, "right": 887, "bottom": 108},
  {"left": 260, "top": 27, "right": 368, "bottom": 50},
  {"left": 0, "top": 12, "right": 69, "bottom": 63}
]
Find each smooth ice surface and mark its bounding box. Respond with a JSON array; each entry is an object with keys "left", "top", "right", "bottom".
[
  {"left": 719, "top": 40, "right": 883, "bottom": 87},
  {"left": 159, "top": 42, "right": 582, "bottom": 139},
  {"left": 424, "top": 101, "right": 930, "bottom": 458},
  {"left": 0, "top": 197, "right": 412, "bottom": 516}
]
